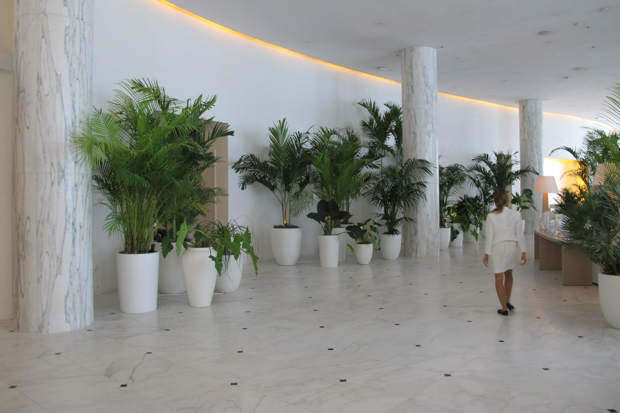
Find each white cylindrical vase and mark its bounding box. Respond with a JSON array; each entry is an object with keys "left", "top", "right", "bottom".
[
  {"left": 464, "top": 231, "right": 478, "bottom": 243},
  {"left": 332, "top": 227, "right": 348, "bottom": 262},
  {"left": 439, "top": 227, "right": 451, "bottom": 250},
  {"left": 117, "top": 252, "right": 159, "bottom": 313},
  {"left": 599, "top": 273, "right": 620, "bottom": 329},
  {"left": 155, "top": 242, "right": 186, "bottom": 294},
  {"left": 271, "top": 227, "right": 302, "bottom": 266},
  {"left": 380, "top": 233, "right": 402, "bottom": 260},
  {"left": 450, "top": 223, "right": 463, "bottom": 247},
  {"left": 318, "top": 235, "right": 340, "bottom": 267},
  {"left": 215, "top": 257, "right": 243, "bottom": 293},
  {"left": 355, "top": 243, "right": 373, "bottom": 265},
  {"left": 182, "top": 247, "right": 217, "bottom": 307}
]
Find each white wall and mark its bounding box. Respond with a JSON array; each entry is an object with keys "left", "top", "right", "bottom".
[
  {"left": 0, "top": 0, "right": 604, "bottom": 313},
  {"left": 0, "top": 0, "right": 14, "bottom": 319}
]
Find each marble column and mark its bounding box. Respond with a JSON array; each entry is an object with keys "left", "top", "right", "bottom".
[
  {"left": 519, "top": 99, "right": 543, "bottom": 235},
  {"left": 14, "top": 0, "right": 93, "bottom": 333},
  {"left": 401, "top": 47, "right": 439, "bottom": 258}
]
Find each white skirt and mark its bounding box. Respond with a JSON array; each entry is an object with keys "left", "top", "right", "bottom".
[{"left": 490, "top": 241, "right": 517, "bottom": 274}]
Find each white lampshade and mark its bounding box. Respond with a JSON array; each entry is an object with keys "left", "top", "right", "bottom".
[{"left": 533, "top": 176, "right": 559, "bottom": 194}]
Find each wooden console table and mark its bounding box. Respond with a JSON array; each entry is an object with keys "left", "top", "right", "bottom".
[{"left": 534, "top": 228, "right": 592, "bottom": 286}]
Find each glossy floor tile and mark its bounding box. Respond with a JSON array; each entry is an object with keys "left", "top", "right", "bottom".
[{"left": 1, "top": 237, "right": 620, "bottom": 413}]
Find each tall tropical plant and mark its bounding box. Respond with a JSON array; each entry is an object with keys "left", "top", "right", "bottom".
[
  {"left": 365, "top": 158, "right": 432, "bottom": 235},
  {"left": 468, "top": 151, "right": 537, "bottom": 207},
  {"left": 232, "top": 119, "right": 312, "bottom": 227},
  {"left": 74, "top": 80, "right": 201, "bottom": 254},
  {"left": 439, "top": 163, "right": 467, "bottom": 228},
  {"left": 358, "top": 99, "right": 403, "bottom": 162}
]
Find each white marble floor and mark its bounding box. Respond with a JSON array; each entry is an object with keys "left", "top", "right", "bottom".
[{"left": 2, "top": 238, "right": 620, "bottom": 413}]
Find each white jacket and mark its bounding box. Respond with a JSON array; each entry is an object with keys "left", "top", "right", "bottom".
[{"left": 484, "top": 207, "right": 526, "bottom": 255}]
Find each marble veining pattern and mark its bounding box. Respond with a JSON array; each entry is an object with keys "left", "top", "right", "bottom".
[
  {"left": 13, "top": 0, "right": 93, "bottom": 333},
  {"left": 519, "top": 99, "right": 543, "bottom": 235},
  {"left": 401, "top": 47, "right": 440, "bottom": 258},
  {"left": 2, "top": 238, "right": 619, "bottom": 412}
]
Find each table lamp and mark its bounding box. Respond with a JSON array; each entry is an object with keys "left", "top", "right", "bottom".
[{"left": 534, "top": 176, "right": 559, "bottom": 212}]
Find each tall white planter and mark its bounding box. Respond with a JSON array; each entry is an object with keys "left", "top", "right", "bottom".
[
  {"left": 380, "top": 233, "right": 402, "bottom": 260},
  {"left": 355, "top": 243, "right": 373, "bottom": 265},
  {"left": 599, "top": 273, "right": 620, "bottom": 329},
  {"left": 318, "top": 235, "right": 340, "bottom": 267},
  {"left": 271, "top": 227, "right": 302, "bottom": 266},
  {"left": 464, "top": 231, "right": 478, "bottom": 243},
  {"left": 439, "top": 227, "right": 451, "bottom": 250},
  {"left": 450, "top": 223, "right": 463, "bottom": 247},
  {"left": 117, "top": 252, "right": 159, "bottom": 313},
  {"left": 182, "top": 247, "right": 217, "bottom": 307},
  {"left": 215, "top": 257, "right": 243, "bottom": 293},
  {"left": 332, "top": 227, "right": 348, "bottom": 262},
  {"left": 155, "top": 242, "right": 186, "bottom": 294}
]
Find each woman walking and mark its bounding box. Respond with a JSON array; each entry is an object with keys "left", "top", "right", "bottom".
[{"left": 482, "top": 192, "right": 527, "bottom": 316}]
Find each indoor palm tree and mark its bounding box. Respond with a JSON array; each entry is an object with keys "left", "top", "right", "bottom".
[
  {"left": 358, "top": 99, "right": 403, "bottom": 162},
  {"left": 439, "top": 163, "right": 467, "bottom": 228}
]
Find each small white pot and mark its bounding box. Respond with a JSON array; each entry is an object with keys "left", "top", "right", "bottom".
[
  {"left": 355, "top": 243, "right": 373, "bottom": 265},
  {"left": 450, "top": 223, "right": 463, "bottom": 247},
  {"left": 380, "top": 233, "right": 402, "bottom": 260},
  {"left": 464, "top": 231, "right": 478, "bottom": 243},
  {"left": 155, "top": 242, "right": 186, "bottom": 294},
  {"left": 318, "top": 234, "right": 340, "bottom": 267},
  {"left": 332, "top": 227, "right": 348, "bottom": 262},
  {"left": 439, "top": 227, "right": 451, "bottom": 250},
  {"left": 182, "top": 247, "right": 217, "bottom": 307},
  {"left": 599, "top": 273, "right": 620, "bottom": 329},
  {"left": 215, "top": 257, "right": 243, "bottom": 293},
  {"left": 117, "top": 252, "right": 159, "bottom": 313},
  {"left": 271, "top": 227, "right": 302, "bottom": 266}
]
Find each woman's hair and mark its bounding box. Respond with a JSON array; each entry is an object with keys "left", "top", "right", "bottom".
[{"left": 491, "top": 192, "right": 510, "bottom": 214}]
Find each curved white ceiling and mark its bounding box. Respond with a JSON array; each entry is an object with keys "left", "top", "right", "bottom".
[{"left": 169, "top": 0, "right": 619, "bottom": 121}]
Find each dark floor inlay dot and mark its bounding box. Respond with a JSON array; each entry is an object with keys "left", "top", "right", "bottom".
[
  {"left": 313, "top": 310, "right": 318, "bottom": 311},
  {"left": 164, "top": 329, "right": 170, "bottom": 331},
  {"left": 328, "top": 348, "right": 334, "bottom": 350},
  {"left": 415, "top": 345, "right": 421, "bottom": 347},
  {"left": 246, "top": 311, "right": 251, "bottom": 313},
  {"left": 444, "top": 374, "right": 451, "bottom": 377},
  {"left": 536, "top": 317, "right": 541, "bottom": 319},
  {"left": 231, "top": 383, "right": 238, "bottom": 386},
  {"left": 467, "top": 321, "right": 472, "bottom": 322},
  {"left": 111, "top": 312, "right": 115, "bottom": 314},
  {"left": 146, "top": 352, "right": 152, "bottom": 354},
  {"left": 238, "top": 351, "right": 243, "bottom": 353},
  {"left": 9, "top": 330, "right": 14, "bottom": 332},
  {"left": 320, "top": 326, "right": 324, "bottom": 328},
  {"left": 55, "top": 353, "right": 61, "bottom": 355},
  {"left": 499, "top": 340, "right": 504, "bottom": 342},
  {"left": 9, "top": 386, "right": 16, "bottom": 389},
  {"left": 178, "top": 312, "right": 183, "bottom": 314},
  {"left": 340, "top": 379, "right": 347, "bottom": 382},
  {"left": 379, "top": 308, "right": 383, "bottom": 309},
  {"left": 120, "top": 384, "right": 128, "bottom": 387},
  {"left": 578, "top": 336, "right": 584, "bottom": 338},
  {"left": 607, "top": 409, "right": 617, "bottom": 412},
  {"left": 543, "top": 368, "right": 550, "bottom": 370},
  {"left": 87, "top": 330, "right": 92, "bottom": 332},
  {"left": 395, "top": 324, "right": 400, "bottom": 326},
  {"left": 443, "top": 305, "right": 447, "bottom": 307},
  {"left": 367, "top": 295, "right": 371, "bottom": 297}
]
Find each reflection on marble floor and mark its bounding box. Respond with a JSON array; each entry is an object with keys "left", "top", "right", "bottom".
[{"left": 1, "top": 238, "right": 620, "bottom": 413}]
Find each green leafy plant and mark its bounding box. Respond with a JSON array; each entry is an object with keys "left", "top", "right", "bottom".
[
  {"left": 232, "top": 119, "right": 312, "bottom": 228},
  {"left": 175, "top": 220, "right": 259, "bottom": 276},
  {"left": 345, "top": 219, "right": 379, "bottom": 252},
  {"left": 306, "top": 199, "right": 352, "bottom": 235},
  {"left": 74, "top": 79, "right": 206, "bottom": 254},
  {"left": 469, "top": 151, "right": 537, "bottom": 207},
  {"left": 439, "top": 163, "right": 467, "bottom": 228},
  {"left": 365, "top": 159, "right": 433, "bottom": 235},
  {"left": 358, "top": 99, "right": 403, "bottom": 162},
  {"left": 511, "top": 188, "right": 536, "bottom": 212},
  {"left": 451, "top": 195, "right": 487, "bottom": 240}
]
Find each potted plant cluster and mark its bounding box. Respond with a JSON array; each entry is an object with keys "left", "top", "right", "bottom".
[
  {"left": 346, "top": 219, "right": 379, "bottom": 265},
  {"left": 511, "top": 188, "right": 536, "bottom": 230},
  {"left": 233, "top": 119, "right": 312, "bottom": 266},
  {"left": 74, "top": 79, "right": 226, "bottom": 313},
  {"left": 451, "top": 195, "right": 487, "bottom": 243},
  {"left": 439, "top": 163, "right": 467, "bottom": 249},
  {"left": 307, "top": 199, "right": 352, "bottom": 267}
]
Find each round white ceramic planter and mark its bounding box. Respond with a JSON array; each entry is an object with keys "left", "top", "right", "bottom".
[
  {"left": 439, "top": 227, "right": 451, "bottom": 250},
  {"left": 332, "top": 227, "right": 348, "bottom": 262},
  {"left": 450, "top": 223, "right": 463, "bottom": 247},
  {"left": 154, "top": 242, "right": 186, "bottom": 294},
  {"left": 215, "top": 257, "right": 243, "bottom": 293},
  {"left": 117, "top": 252, "right": 159, "bottom": 313},
  {"left": 380, "top": 233, "right": 402, "bottom": 260},
  {"left": 355, "top": 243, "right": 373, "bottom": 265},
  {"left": 464, "top": 231, "right": 478, "bottom": 243},
  {"left": 271, "top": 227, "right": 302, "bottom": 266},
  {"left": 318, "top": 234, "right": 340, "bottom": 267},
  {"left": 599, "top": 273, "right": 620, "bottom": 329},
  {"left": 182, "top": 247, "right": 217, "bottom": 307}
]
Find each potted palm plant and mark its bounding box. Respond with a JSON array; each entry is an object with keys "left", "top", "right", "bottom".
[
  {"left": 452, "top": 195, "right": 487, "bottom": 243},
  {"left": 365, "top": 159, "right": 432, "bottom": 260},
  {"left": 346, "top": 219, "right": 379, "bottom": 264},
  {"left": 232, "top": 119, "right": 312, "bottom": 266},
  {"left": 307, "top": 199, "right": 352, "bottom": 267},
  {"left": 175, "top": 220, "right": 259, "bottom": 307},
  {"left": 511, "top": 188, "right": 536, "bottom": 231},
  {"left": 439, "top": 163, "right": 467, "bottom": 249},
  {"left": 74, "top": 79, "right": 200, "bottom": 313},
  {"left": 309, "top": 128, "right": 375, "bottom": 261}
]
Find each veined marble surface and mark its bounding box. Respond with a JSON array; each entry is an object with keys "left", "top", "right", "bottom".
[
  {"left": 401, "top": 47, "right": 440, "bottom": 259},
  {"left": 13, "top": 0, "right": 93, "bottom": 333},
  {"left": 519, "top": 99, "right": 543, "bottom": 235},
  {"left": 1, "top": 238, "right": 618, "bottom": 412}
]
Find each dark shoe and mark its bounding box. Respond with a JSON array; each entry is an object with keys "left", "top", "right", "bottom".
[
  {"left": 507, "top": 303, "right": 515, "bottom": 311},
  {"left": 497, "top": 309, "right": 508, "bottom": 316}
]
